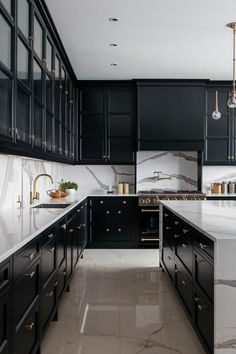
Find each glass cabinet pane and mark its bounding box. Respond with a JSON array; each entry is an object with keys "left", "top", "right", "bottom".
[
  {"left": 46, "top": 36, "right": 52, "bottom": 72},
  {"left": 0, "top": 69, "right": 12, "bottom": 137},
  {"left": 54, "top": 118, "right": 60, "bottom": 154},
  {"left": 61, "top": 66, "right": 65, "bottom": 89},
  {"left": 46, "top": 74, "right": 53, "bottom": 113},
  {"left": 46, "top": 113, "right": 52, "bottom": 151},
  {"left": 0, "top": 14, "right": 11, "bottom": 69},
  {"left": 33, "top": 59, "right": 42, "bottom": 102},
  {"left": 17, "top": 38, "right": 29, "bottom": 85},
  {"left": 18, "top": 0, "right": 29, "bottom": 38},
  {"left": 1, "top": 0, "right": 11, "bottom": 14},
  {"left": 34, "top": 99, "right": 43, "bottom": 147},
  {"left": 34, "top": 15, "right": 43, "bottom": 59},
  {"left": 16, "top": 85, "right": 30, "bottom": 143},
  {"left": 55, "top": 55, "right": 60, "bottom": 82}
]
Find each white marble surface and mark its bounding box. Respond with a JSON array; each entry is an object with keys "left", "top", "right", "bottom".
[
  {"left": 160, "top": 200, "right": 236, "bottom": 241},
  {"left": 136, "top": 151, "right": 198, "bottom": 192},
  {"left": 41, "top": 249, "right": 205, "bottom": 354},
  {"left": 207, "top": 193, "right": 236, "bottom": 198},
  {"left": 0, "top": 192, "right": 137, "bottom": 264}
]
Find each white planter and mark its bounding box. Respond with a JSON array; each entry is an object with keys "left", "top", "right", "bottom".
[{"left": 66, "top": 188, "right": 76, "bottom": 194}]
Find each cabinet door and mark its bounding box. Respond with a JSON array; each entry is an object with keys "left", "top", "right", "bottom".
[
  {"left": 80, "top": 137, "right": 105, "bottom": 162},
  {"left": 1, "top": 0, "right": 11, "bottom": 14},
  {"left": 0, "top": 13, "right": 12, "bottom": 70},
  {"left": 0, "top": 291, "right": 10, "bottom": 354},
  {"left": 56, "top": 221, "right": 66, "bottom": 268},
  {"left": 33, "top": 13, "right": 43, "bottom": 60},
  {"left": 0, "top": 69, "right": 12, "bottom": 139},
  {"left": 108, "top": 138, "right": 134, "bottom": 163},
  {"left": 17, "top": 37, "right": 30, "bottom": 87},
  {"left": 41, "top": 239, "right": 56, "bottom": 286},
  {"left": 16, "top": 85, "right": 30, "bottom": 143}
]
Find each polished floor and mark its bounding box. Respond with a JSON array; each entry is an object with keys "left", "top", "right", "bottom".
[{"left": 41, "top": 249, "right": 205, "bottom": 354}]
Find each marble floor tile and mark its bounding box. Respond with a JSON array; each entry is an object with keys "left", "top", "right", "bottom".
[{"left": 41, "top": 249, "right": 205, "bottom": 354}]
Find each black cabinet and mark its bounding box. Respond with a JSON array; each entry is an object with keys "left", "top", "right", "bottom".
[
  {"left": 88, "top": 197, "right": 137, "bottom": 248},
  {"left": 204, "top": 84, "right": 236, "bottom": 165},
  {"left": 137, "top": 80, "right": 206, "bottom": 151},
  {"left": 161, "top": 206, "right": 214, "bottom": 354},
  {"left": 0, "top": 290, "right": 11, "bottom": 354},
  {"left": 79, "top": 83, "right": 135, "bottom": 164}
]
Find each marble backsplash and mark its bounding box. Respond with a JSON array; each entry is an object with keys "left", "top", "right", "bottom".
[
  {"left": 0, "top": 154, "right": 135, "bottom": 210},
  {"left": 202, "top": 165, "right": 236, "bottom": 193},
  {"left": 136, "top": 151, "right": 198, "bottom": 192}
]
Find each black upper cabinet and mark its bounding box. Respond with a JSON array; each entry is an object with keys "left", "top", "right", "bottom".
[
  {"left": 0, "top": 11, "right": 12, "bottom": 71},
  {"left": 17, "top": 0, "right": 30, "bottom": 40},
  {"left": 79, "top": 83, "right": 135, "bottom": 164},
  {"left": 0, "top": 69, "right": 13, "bottom": 140},
  {"left": 204, "top": 84, "right": 236, "bottom": 165},
  {"left": 137, "top": 80, "right": 206, "bottom": 151}
]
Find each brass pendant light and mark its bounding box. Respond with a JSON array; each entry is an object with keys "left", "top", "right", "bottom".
[
  {"left": 212, "top": 91, "right": 221, "bottom": 120},
  {"left": 227, "top": 22, "right": 236, "bottom": 108}
]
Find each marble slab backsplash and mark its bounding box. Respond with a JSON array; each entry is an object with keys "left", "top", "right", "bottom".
[
  {"left": 136, "top": 151, "right": 198, "bottom": 192},
  {"left": 202, "top": 166, "right": 236, "bottom": 193},
  {"left": 0, "top": 154, "right": 135, "bottom": 210}
]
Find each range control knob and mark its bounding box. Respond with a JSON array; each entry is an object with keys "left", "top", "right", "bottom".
[
  {"left": 153, "top": 198, "right": 159, "bottom": 204},
  {"left": 145, "top": 198, "right": 151, "bottom": 204},
  {"left": 140, "top": 198, "right": 145, "bottom": 204}
]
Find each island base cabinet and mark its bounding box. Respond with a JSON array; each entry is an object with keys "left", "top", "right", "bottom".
[
  {"left": 0, "top": 291, "right": 11, "bottom": 354},
  {"left": 176, "top": 261, "right": 193, "bottom": 317},
  {"left": 194, "top": 290, "right": 214, "bottom": 352},
  {"left": 194, "top": 251, "right": 214, "bottom": 302},
  {"left": 57, "top": 261, "right": 67, "bottom": 301},
  {"left": 162, "top": 247, "right": 175, "bottom": 281},
  {"left": 40, "top": 278, "right": 58, "bottom": 335},
  {"left": 14, "top": 304, "right": 40, "bottom": 354}
]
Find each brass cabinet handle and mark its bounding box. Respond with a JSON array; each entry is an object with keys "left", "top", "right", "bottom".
[
  {"left": 24, "top": 271, "right": 36, "bottom": 278},
  {"left": 174, "top": 221, "right": 180, "bottom": 225},
  {"left": 141, "top": 209, "right": 159, "bottom": 213},
  {"left": 197, "top": 304, "right": 207, "bottom": 311},
  {"left": 174, "top": 234, "right": 180, "bottom": 238},
  {"left": 49, "top": 247, "right": 55, "bottom": 253},
  {"left": 68, "top": 229, "right": 74, "bottom": 233},
  {"left": 106, "top": 228, "right": 110, "bottom": 232},
  {"left": 118, "top": 228, "right": 122, "bottom": 232},
  {"left": 47, "top": 233, "right": 54, "bottom": 239},
  {"left": 199, "top": 242, "right": 207, "bottom": 249},
  {"left": 25, "top": 322, "right": 35, "bottom": 331},
  {"left": 77, "top": 209, "right": 81, "bottom": 213},
  {"left": 165, "top": 227, "right": 172, "bottom": 230},
  {"left": 182, "top": 229, "right": 189, "bottom": 234},
  {"left": 46, "top": 291, "right": 54, "bottom": 297},
  {"left": 24, "top": 253, "right": 34, "bottom": 260},
  {"left": 61, "top": 224, "right": 67, "bottom": 230},
  {"left": 141, "top": 238, "right": 159, "bottom": 242},
  {"left": 117, "top": 210, "right": 122, "bottom": 214},
  {"left": 181, "top": 280, "right": 186, "bottom": 286},
  {"left": 182, "top": 243, "right": 187, "bottom": 248},
  {"left": 106, "top": 210, "right": 110, "bottom": 214}
]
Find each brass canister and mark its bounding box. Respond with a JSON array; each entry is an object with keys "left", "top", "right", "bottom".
[{"left": 210, "top": 183, "right": 222, "bottom": 194}]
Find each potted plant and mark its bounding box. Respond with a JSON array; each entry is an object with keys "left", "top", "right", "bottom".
[{"left": 59, "top": 180, "right": 78, "bottom": 194}]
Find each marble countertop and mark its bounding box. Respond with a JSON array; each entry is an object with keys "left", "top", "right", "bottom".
[
  {"left": 0, "top": 192, "right": 138, "bottom": 264},
  {"left": 206, "top": 193, "right": 236, "bottom": 198},
  {"left": 160, "top": 200, "right": 236, "bottom": 242}
]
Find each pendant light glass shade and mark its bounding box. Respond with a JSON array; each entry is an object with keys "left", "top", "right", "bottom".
[
  {"left": 227, "top": 22, "right": 236, "bottom": 108},
  {"left": 212, "top": 91, "right": 222, "bottom": 120}
]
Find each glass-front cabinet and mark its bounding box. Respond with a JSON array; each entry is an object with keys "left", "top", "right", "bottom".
[{"left": 0, "top": 0, "right": 77, "bottom": 162}]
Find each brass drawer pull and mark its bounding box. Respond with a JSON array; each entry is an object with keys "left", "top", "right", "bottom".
[
  {"left": 106, "top": 228, "right": 110, "bottom": 232},
  {"left": 24, "top": 253, "right": 34, "bottom": 260},
  {"left": 61, "top": 224, "right": 67, "bottom": 230},
  {"left": 181, "top": 280, "right": 186, "bottom": 286},
  {"left": 141, "top": 209, "right": 159, "bottom": 213},
  {"left": 182, "top": 243, "right": 187, "bottom": 248},
  {"left": 49, "top": 247, "right": 55, "bottom": 253},
  {"left": 182, "top": 229, "right": 189, "bottom": 234},
  {"left": 199, "top": 242, "right": 207, "bottom": 249},
  {"left": 68, "top": 229, "right": 74, "bottom": 233},
  {"left": 25, "top": 322, "right": 35, "bottom": 331},
  {"left": 24, "top": 271, "right": 36, "bottom": 278},
  {"left": 165, "top": 227, "right": 172, "bottom": 230},
  {"left": 47, "top": 233, "right": 54, "bottom": 239},
  {"left": 106, "top": 211, "right": 110, "bottom": 214},
  {"left": 46, "top": 291, "right": 54, "bottom": 297},
  {"left": 174, "top": 234, "right": 180, "bottom": 239},
  {"left": 197, "top": 304, "right": 207, "bottom": 311},
  {"left": 117, "top": 210, "right": 122, "bottom": 214},
  {"left": 174, "top": 221, "right": 180, "bottom": 225}
]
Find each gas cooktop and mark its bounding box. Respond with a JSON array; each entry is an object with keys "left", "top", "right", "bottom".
[
  {"left": 138, "top": 190, "right": 204, "bottom": 194},
  {"left": 138, "top": 190, "right": 206, "bottom": 206}
]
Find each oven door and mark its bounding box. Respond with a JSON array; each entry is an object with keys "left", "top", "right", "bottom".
[{"left": 139, "top": 206, "right": 159, "bottom": 247}]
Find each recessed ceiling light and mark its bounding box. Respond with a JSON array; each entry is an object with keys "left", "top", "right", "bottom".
[
  {"left": 109, "top": 17, "right": 119, "bottom": 22},
  {"left": 110, "top": 63, "right": 118, "bottom": 66},
  {"left": 109, "top": 43, "right": 118, "bottom": 47}
]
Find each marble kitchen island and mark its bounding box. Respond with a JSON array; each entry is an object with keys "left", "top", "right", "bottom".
[{"left": 160, "top": 200, "right": 236, "bottom": 354}]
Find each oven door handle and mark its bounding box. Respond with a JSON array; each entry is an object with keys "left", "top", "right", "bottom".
[
  {"left": 141, "top": 209, "right": 159, "bottom": 213},
  {"left": 141, "top": 238, "right": 160, "bottom": 242}
]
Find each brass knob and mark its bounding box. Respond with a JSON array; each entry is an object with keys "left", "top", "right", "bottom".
[
  {"left": 118, "top": 228, "right": 122, "bottom": 232},
  {"left": 182, "top": 243, "right": 187, "bottom": 248},
  {"left": 24, "top": 253, "right": 34, "bottom": 260},
  {"left": 199, "top": 242, "right": 207, "bottom": 249},
  {"left": 106, "top": 228, "right": 110, "bottom": 232},
  {"left": 117, "top": 211, "right": 122, "bottom": 214},
  {"left": 174, "top": 221, "right": 180, "bottom": 225},
  {"left": 123, "top": 200, "right": 127, "bottom": 204},
  {"left": 68, "top": 229, "right": 74, "bottom": 233},
  {"left": 100, "top": 200, "right": 104, "bottom": 204},
  {"left": 46, "top": 291, "right": 54, "bottom": 297},
  {"left": 25, "top": 322, "right": 35, "bottom": 331},
  {"left": 197, "top": 304, "right": 207, "bottom": 311},
  {"left": 49, "top": 247, "right": 55, "bottom": 253},
  {"left": 165, "top": 227, "right": 172, "bottom": 230},
  {"left": 182, "top": 229, "right": 189, "bottom": 234},
  {"left": 47, "top": 233, "right": 54, "bottom": 239},
  {"left": 61, "top": 224, "right": 67, "bottom": 230},
  {"left": 174, "top": 234, "right": 180, "bottom": 238},
  {"left": 106, "top": 211, "right": 110, "bottom": 214},
  {"left": 24, "top": 271, "right": 36, "bottom": 278},
  {"left": 181, "top": 280, "right": 186, "bottom": 286},
  {"left": 164, "top": 213, "right": 169, "bottom": 217}
]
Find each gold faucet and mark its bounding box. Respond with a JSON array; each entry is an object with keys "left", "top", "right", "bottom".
[{"left": 30, "top": 174, "right": 54, "bottom": 204}]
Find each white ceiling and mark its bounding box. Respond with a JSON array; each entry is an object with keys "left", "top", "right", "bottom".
[{"left": 46, "top": 0, "right": 236, "bottom": 80}]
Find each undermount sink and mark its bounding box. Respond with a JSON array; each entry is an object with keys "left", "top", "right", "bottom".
[{"left": 32, "top": 203, "right": 71, "bottom": 209}]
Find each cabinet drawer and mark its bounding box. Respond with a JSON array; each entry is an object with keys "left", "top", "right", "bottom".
[
  {"left": 91, "top": 208, "right": 133, "bottom": 225},
  {"left": 58, "top": 261, "right": 66, "bottom": 300},
  {"left": 41, "top": 278, "right": 57, "bottom": 333},
  {"left": 176, "top": 235, "right": 193, "bottom": 274},
  {"left": 14, "top": 260, "right": 40, "bottom": 330},
  {"left": 194, "top": 250, "right": 214, "bottom": 302},
  {"left": 0, "top": 291, "right": 11, "bottom": 354},
  {"left": 193, "top": 231, "right": 214, "bottom": 259},
  {"left": 162, "top": 247, "right": 175, "bottom": 282},
  {"left": 14, "top": 240, "right": 40, "bottom": 275},
  {"left": 194, "top": 290, "right": 214, "bottom": 352},
  {"left": 90, "top": 197, "right": 135, "bottom": 209},
  {"left": 91, "top": 223, "right": 133, "bottom": 243},
  {"left": 41, "top": 226, "right": 56, "bottom": 248},
  {"left": 41, "top": 239, "right": 57, "bottom": 286},
  {"left": 0, "top": 259, "right": 11, "bottom": 294},
  {"left": 14, "top": 304, "right": 39, "bottom": 354},
  {"left": 176, "top": 261, "right": 193, "bottom": 316}
]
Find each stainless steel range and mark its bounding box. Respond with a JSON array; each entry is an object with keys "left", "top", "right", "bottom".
[{"left": 138, "top": 190, "right": 206, "bottom": 247}]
